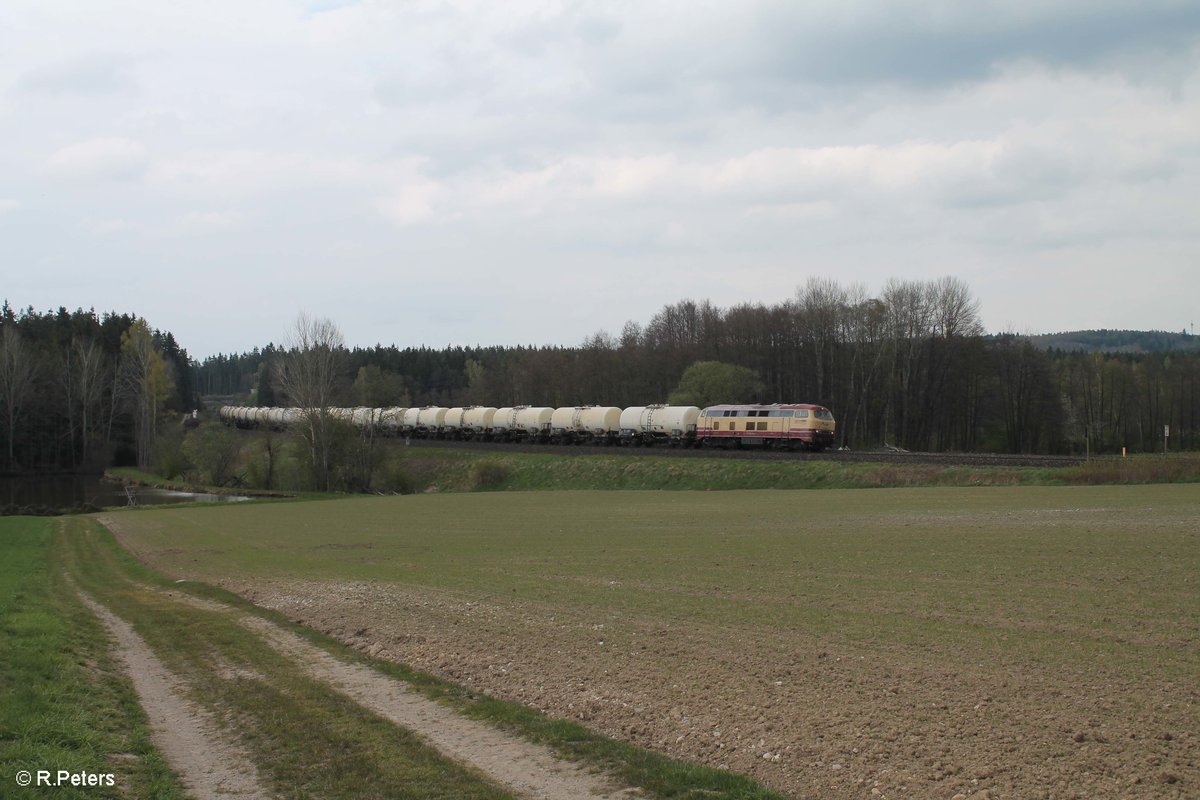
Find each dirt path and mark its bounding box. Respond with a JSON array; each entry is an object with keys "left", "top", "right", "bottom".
[
  {"left": 77, "top": 591, "right": 273, "bottom": 800},
  {"left": 157, "top": 587, "right": 633, "bottom": 800}
]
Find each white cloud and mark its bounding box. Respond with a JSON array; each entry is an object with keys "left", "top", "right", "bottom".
[
  {"left": 376, "top": 182, "right": 443, "bottom": 227},
  {"left": 16, "top": 53, "right": 136, "bottom": 95},
  {"left": 166, "top": 211, "right": 237, "bottom": 235},
  {"left": 88, "top": 218, "right": 133, "bottom": 235},
  {"left": 148, "top": 150, "right": 366, "bottom": 196},
  {"left": 46, "top": 138, "right": 149, "bottom": 181}
]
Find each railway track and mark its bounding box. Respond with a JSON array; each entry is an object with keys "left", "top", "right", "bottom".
[{"left": 399, "top": 437, "right": 1086, "bottom": 469}]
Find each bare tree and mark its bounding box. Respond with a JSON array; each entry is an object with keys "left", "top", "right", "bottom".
[
  {"left": 0, "top": 325, "right": 38, "bottom": 469},
  {"left": 61, "top": 337, "right": 109, "bottom": 467},
  {"left": 796, "top": 277, "right": 848, "bottom": 403},
  {"left": 275, "top": 313, "right": 345, "bottom": 491},
  {"left": 881, "top": 279, "right": 934, "bottom": 447},
  {"left": 928, "top": 275, "right": 983, "bottom": 339}
]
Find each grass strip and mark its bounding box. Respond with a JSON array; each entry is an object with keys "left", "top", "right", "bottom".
[
  {"left": 388, "top": 444, "right": 1200, "bottom": 492},
  {"left": 0, "top": 516, "right": 185, "bottom": 800},
  {"left": 79, "top": 514, "right": 790, "bottom": 800}
]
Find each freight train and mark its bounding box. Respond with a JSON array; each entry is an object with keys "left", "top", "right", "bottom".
[{"left": 219, "top": 402, "right": 837, "bottom": 451}]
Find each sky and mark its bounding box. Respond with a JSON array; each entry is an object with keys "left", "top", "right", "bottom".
[{"left": 2, "top": 0, "right": 1198, "bottom": 358}]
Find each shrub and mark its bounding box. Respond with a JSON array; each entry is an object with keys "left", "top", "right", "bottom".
[{"left": 472, "top": 460, "right": 511, "bottom": 490}]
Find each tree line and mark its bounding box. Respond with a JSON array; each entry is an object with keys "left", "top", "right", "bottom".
[
  {"left": 0, "top": 304, "right": 196, "bottom": 473},
  {"left": 195, "top": 277, "right": 1199, "bottom": 456}
]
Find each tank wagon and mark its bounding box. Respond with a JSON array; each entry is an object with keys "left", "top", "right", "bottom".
[
  {"left": 462, "top": 406, "right": 497, "bottom": 438},
  {"left": 220, "top": 400, "right": 834, "bottom": 450},
  {"left": 550, "top": 406, "right": 622, "bottom": 444},
  {"left": 619, "top": 405, "right": 701, "bottom": 446}
]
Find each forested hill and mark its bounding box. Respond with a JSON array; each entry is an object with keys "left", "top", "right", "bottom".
[
  {"left": 1026, "top": 329, "right": 1200, "bottom": 353},
  {"left": 0, "top": 304, "right": 196, "bottom": 474},
  {"left": 196, "top": 278, "right": 1200, "bottom": 456}
]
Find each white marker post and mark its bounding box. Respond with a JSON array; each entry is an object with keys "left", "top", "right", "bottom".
[{"left": 1163, "top": 424, "right": 1170, "bottom": 456}]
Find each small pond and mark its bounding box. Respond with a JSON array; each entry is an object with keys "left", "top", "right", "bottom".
[{"left": 0, "top": 474, "right": 250, "bottom": 510}]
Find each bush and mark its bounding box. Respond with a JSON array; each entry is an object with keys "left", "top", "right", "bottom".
[
  {"left": 151, "top": 424, "right": 191, "bottom": 481},
  {"left": 472, "top": 460, "right": 511, "bottom": 490},
  {"left": 377, "top": 460, "right": 417, "bottom": 495},
  {"left": 182, "top": 421, "right": 243, "bottom": 486}
]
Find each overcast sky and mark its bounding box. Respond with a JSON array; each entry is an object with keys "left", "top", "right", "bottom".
[{"left": 3, "top": 1, "right": 1198, "bottom": 358}]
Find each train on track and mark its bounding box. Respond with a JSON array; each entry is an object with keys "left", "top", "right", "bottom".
[{"left": 220, "top": 402, "right": 837, "bottom": 451}]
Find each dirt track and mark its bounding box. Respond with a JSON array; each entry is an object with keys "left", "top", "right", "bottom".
[
  {"left": 77, "top": 591, "right": 273, "bottom": 800},
  {"left": 82, "top": 567, "right": 635, "bottom": 800},
  {"left": 155, "top": 587, "right": 634, "bottom": 800},
  {"left": 232, "top": 577, "right": 1198, "bottom": 800}
]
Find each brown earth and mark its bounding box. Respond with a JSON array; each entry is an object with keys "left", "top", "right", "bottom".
[{"left": 228, "top": 577, "right": 1197, "bottom": 800}]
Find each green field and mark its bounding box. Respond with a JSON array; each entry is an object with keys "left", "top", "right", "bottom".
[{"left": 109, "top": 485, "right": 1199, "bottom": 670}]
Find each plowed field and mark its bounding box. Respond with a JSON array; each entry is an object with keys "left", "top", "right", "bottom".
[{"left": 106, "top": 486, "right": 1200, "bottom": 799}]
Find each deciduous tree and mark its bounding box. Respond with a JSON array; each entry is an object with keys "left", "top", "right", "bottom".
[
  {"left": 668, "top": 361, "right": 763, "bottom": 407},
  {"left": 275, "top": 313, "right": 345, "bottom": 490},
  {"left": 119, "top": 319, "right": 173, "bottom": 468},
  {"left": 0, "top": 325, "right": 38, "bottom": 469}
]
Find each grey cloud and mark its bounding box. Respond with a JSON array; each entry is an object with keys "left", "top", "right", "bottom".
[
  {"left": 747, "top": 2, "right": 1200, "bottom": 90},
  {"left": 561, "top": 2, "right": 1200, "bottom": 123},
  {"left": 574, "top": 15, "right": 622, "bottom": 46}
]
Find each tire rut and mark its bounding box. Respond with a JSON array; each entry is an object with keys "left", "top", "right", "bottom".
[
  {"left": 158, "top": 587, "right": 634, "bottom": 800},
  {"left": 77, "top": 590, "right": 273, "bottom": 800}
]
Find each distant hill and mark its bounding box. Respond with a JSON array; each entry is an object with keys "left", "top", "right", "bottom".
[{"left": 1024, "top": 329, "right": 1200, "bottom": 354}]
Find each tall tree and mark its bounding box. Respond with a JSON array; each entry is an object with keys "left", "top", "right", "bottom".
[
  {"left": 119, "top": 319, "right": 173, "bottom": 468},
  {"left": 0, "top": 325, "right": 39, "bottom": 469},
  {"left": 62, "top": 337, "right": 109, "bottom": 467},
  {"left": 275, "top": 313, "right": 345, "bottom": 491}
]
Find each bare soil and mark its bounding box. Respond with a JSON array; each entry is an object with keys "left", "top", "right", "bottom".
[{"left": 230, "top": 578, "right": 1198, "bottom": 800}]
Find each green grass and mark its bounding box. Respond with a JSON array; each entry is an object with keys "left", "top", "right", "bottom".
[
  {"left": 390, "top": 445, "right": 1044, "bottom": 492},
  {"left": 0, "top": 517, "right": 184, "bottom": 799},
  {"left": 112, "top": 485, "right": 1200, "bottom": 678},
  {"left": 1051, "top": 453, "right": 1200, "bottom": 484},
  {"left": 385, "top": 443, "right": 1200, "bottom": 493},
  {"left": 158, "top": 425, "right": 1200, "bottom": 496}
]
